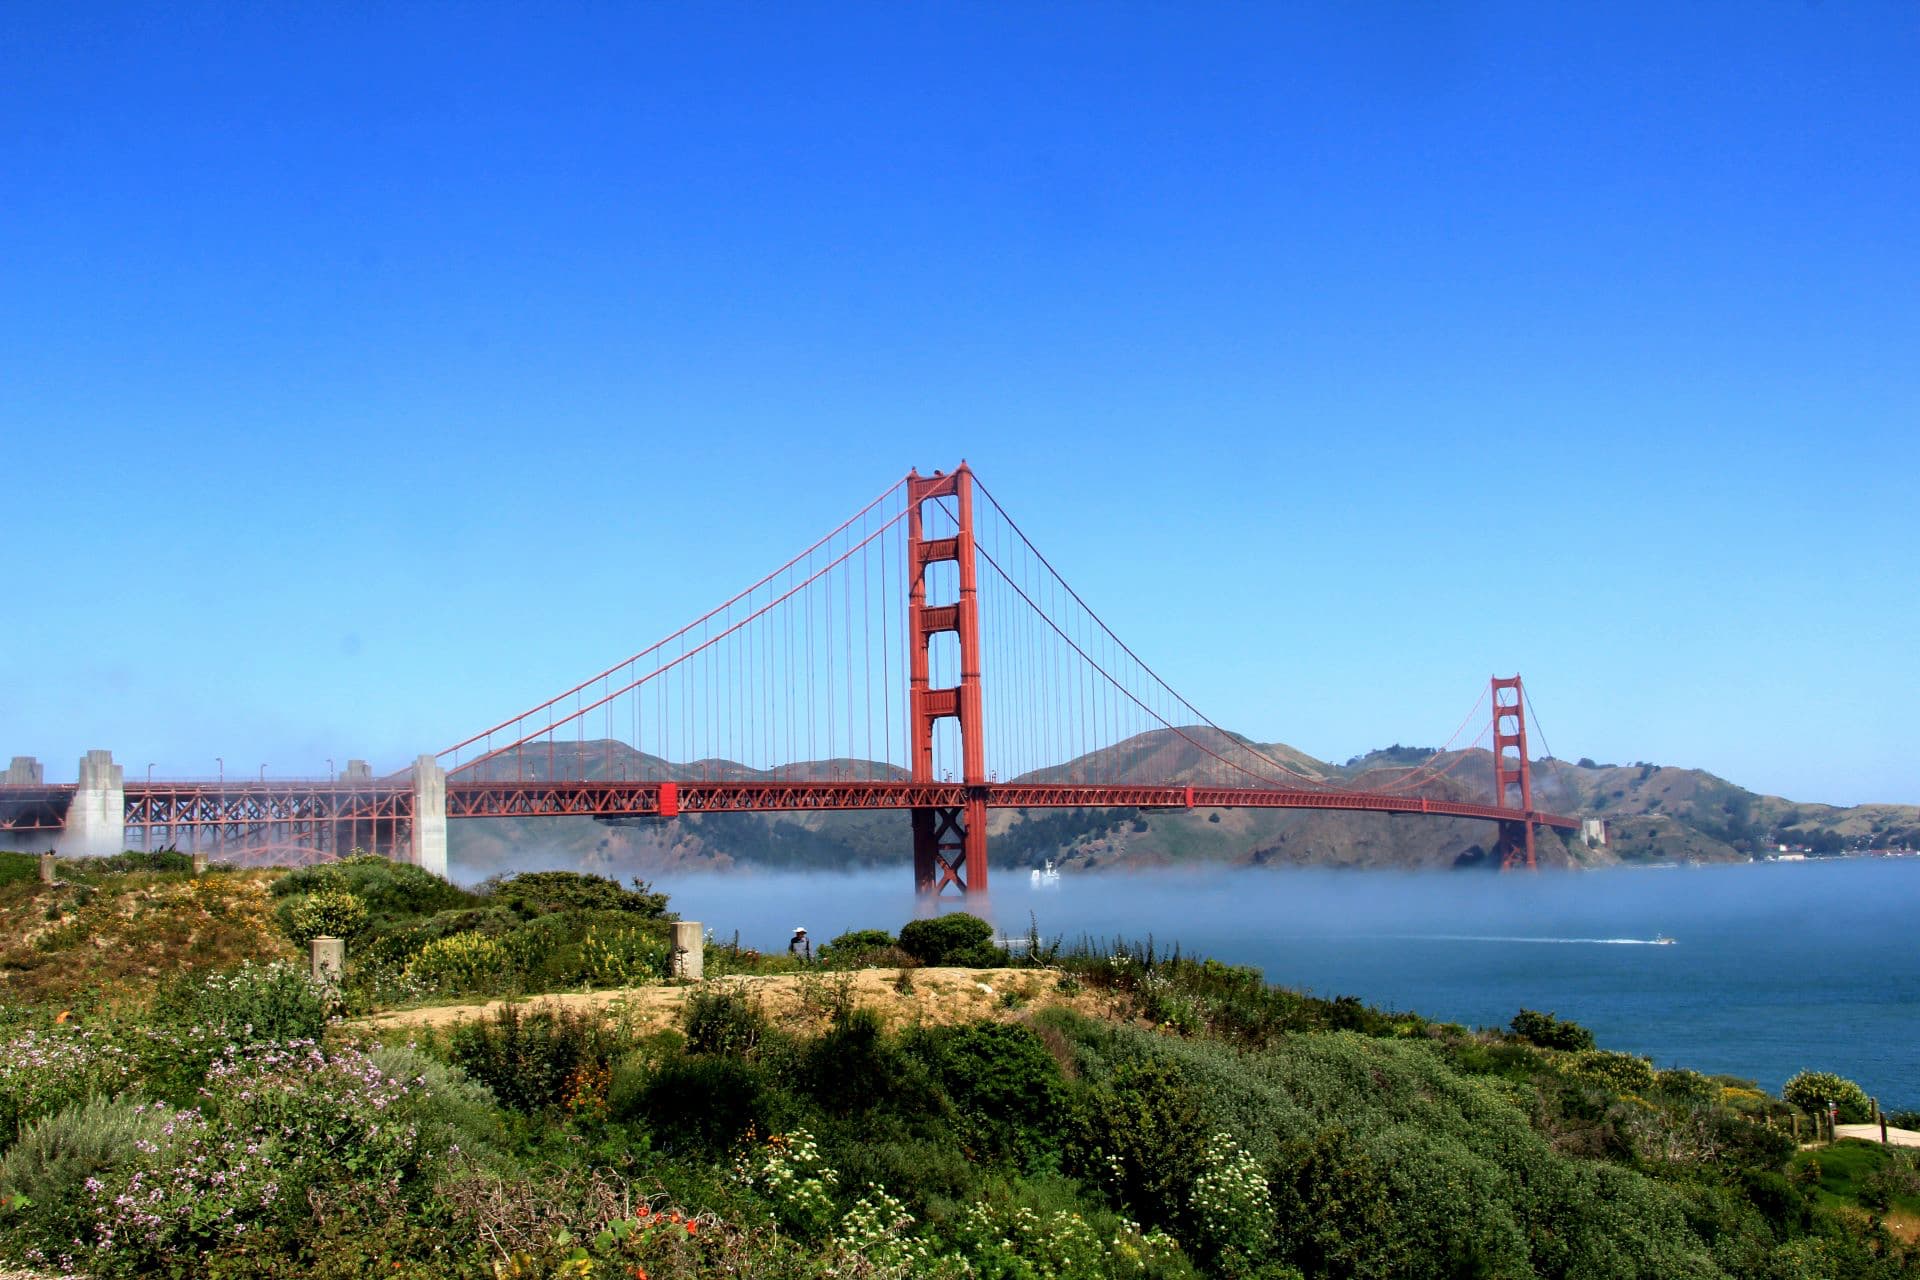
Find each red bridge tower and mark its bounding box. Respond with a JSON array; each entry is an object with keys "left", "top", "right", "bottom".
[
  {"left": 1491, "top": 674, "right": 1537, "bottom": 870},
  {"left": 907, "top": 465, "right": 989, "bottom": 894}
]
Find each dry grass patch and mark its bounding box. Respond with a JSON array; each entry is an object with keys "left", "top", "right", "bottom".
[
  {"left": 357, "top": 966, "right": 1109, "bottom": 1036},
  {"left": 0, "top": 871, "right": 296, "bottom": 1007}
]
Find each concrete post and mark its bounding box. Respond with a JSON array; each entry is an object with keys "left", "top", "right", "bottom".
[
  {"left": 670, "top": 921, "right": 704, "bottom": 980},
  {"left": 5, "top": 757, "right": 43, "bottom": 785},
  {"left": 191, "top": 852, "right": 208, "bottom": 876},
  {"left": 56, "top": 750, "right": 125, "bottom": 859},
  {"left": 1792, "top": 1113, "right": 1801, "bottom": 1142},
  {"left": 410, "top": 754, "right": 447, "bottom": 878},
  {"left": 342, "top": 759, "right": 372, "bottom": 781},
  {"left": 38, "top": 852, "right": 55, "bottom": 884},
  {"left": 309, "top": 936, "right": 345, "bottom": 986}
]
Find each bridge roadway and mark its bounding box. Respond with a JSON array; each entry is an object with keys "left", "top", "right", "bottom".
[{"left": 1, "top": 777, "right": 1578, "bottom": 833}]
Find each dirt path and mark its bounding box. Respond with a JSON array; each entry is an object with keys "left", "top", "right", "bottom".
[
  {"left": 1834, "top": 1123, "right": 1920, "bottom": 1149},
  {"left": 356, "top": 967, "right": 1110, "bottom": 1037}
]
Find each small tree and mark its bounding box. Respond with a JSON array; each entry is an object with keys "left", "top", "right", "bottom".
[{"left": 1510, "top": 1008, "right": 1596, "bottom": 1052}]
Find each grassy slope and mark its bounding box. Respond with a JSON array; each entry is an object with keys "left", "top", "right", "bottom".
[
  {"left": 4, "top": 860, "right": 1915, "bottom": 1277},
  {"left": 0, "top": 853, "right": 296, "bottom": 1008}
]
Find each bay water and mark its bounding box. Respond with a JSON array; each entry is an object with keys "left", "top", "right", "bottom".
[{"left": 459, "top": 854, "right": 1920, "bottom": 1110}]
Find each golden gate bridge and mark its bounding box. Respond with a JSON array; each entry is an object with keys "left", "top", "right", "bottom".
[{"left": 1, "top": 464, "right": 1575, "bottom": 893}]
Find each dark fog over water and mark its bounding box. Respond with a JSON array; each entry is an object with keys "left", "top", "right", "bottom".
[{"left": 452, "top": 852, "right": 1920, "bottom": 1109}]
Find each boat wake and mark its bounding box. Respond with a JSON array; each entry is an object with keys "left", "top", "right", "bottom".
[{"left": 1401, "top": 935, "right": 1677, "bottom": 946}]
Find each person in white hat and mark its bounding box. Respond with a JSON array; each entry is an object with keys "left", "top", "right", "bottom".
[{"left": 788, "top": 926, "right": 812, "bottom": 963}]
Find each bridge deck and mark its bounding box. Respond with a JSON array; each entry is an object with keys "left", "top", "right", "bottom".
[{"left": 3, "top": 779, "right": 1577, "bottom": 832}]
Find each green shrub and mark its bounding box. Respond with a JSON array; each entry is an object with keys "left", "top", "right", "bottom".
[
  {"left": 1782, "top": 1070, "right": 1872, "bottom": 1123},
  {"left": 1857, "top": 1154, "right": 1920, "bottom": 1212},
  {"left": 817, "top": 928, "right": 897, "bottom": 967},
  {"left": 405, "top": 931, "right": 508, "bottom": 991},
  {"left": 1074, "top": 1055, "right": 1207, "bottom": 1231},
  {"left": 367, "top": 1044, "right": 501, "bottom": 1156},
  {"left": 0, "top": 1094, "right": 169, "bottom": 1257},
  {"left": 444, "top": 1003, "right": 622, "bottom": 1114},
  {"left": 272, "top": 857, "right": 472, "bottom": 918},
  {"left": 84, "top": 850, "right": 198, "bottom": 875},
  {"left": 485, "top": 870, "right": 669, "bottom": 920},
  {"left": 1738, "top": 1168, "right": 1815, "bottom": 1234},
  {"left": 897, "top": 912, "right": 1002, "bottom": 967},
  {"left": 1509, "top": 1008, "right": 1596, "bottom": 1052},
  {"left": 909, "top": 1021, "right": 1067, "bottom": 1172},
  {"left": 1569, "top": 1049, "right": 1658, "bottom": 1095},
  {"left": 283, "top": 889, "right": 369, "bottom": 943},
  {"left": 1653, "top": 1068, "right": 1720, "bottom": 1106},
  {"left": 799, "top": 1007, "right": 921, "bottom": 1118},
  {"left": 144, "top": 961, "right": 330, "bottom": 1095},
  {"left": 681, "top": 985, "right": 767, "bottom": 1058},
  {"left": 1269, "top": 1126, "right": 1406, "bottom": 1279},
  {"left": 632, "top": 1054, "right": 781, "bottom": 1154}
]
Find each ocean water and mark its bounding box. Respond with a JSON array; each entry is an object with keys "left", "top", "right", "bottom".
[{"left": 456, "top": 853, "right": 1920, "bottom": 1109}]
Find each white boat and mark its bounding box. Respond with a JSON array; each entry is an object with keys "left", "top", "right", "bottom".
[
  {"left": 1651, "top": 934, "right": 1676, "bottom": 945},
  {"left": 1030, "top": 860, "right": 1062, "bottom": 889}
]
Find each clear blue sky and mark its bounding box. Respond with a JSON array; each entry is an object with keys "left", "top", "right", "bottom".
[{"left": 4, "top": 4, "right": 1916, "bottom": 805}]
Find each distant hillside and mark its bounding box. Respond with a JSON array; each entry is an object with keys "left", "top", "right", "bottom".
[{"left": 446, "top": 734, "right": 1920, "bottom": 878}]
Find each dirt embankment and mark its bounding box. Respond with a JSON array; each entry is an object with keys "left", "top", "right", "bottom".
[{"left": 357, "top": 967, "right": 1113, "bottom": 1036}]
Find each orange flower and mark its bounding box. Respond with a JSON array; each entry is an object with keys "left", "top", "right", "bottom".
[
  {"left": 630, "top": 1267, "right": 648, "bottom": 1280},
  {"left": 684, "top": 1220, "right": 698, "bottom": 1237}
]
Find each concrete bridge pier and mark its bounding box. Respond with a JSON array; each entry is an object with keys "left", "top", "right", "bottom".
[
  {"left": 411, "top": 754, "right": 447, "bottom": 878},
  {"left": 5, "top": 757, "right": 43, "bottom": 785},
  {"left": 57, "top": 750, "right": 124, "bottom": 858}
]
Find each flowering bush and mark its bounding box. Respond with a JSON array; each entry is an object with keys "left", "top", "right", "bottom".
[
  {"left": 0, "top": 1026, "right": 137, "bottom": 1142},
  {"left": 732, "top": 1128, "right": 838, "bottom": 1239},
  {"left": 581, "top": 924, "right": 669, "bottom": 988},
  {"left": 284, "top": 889, "right": 368, "bottom": 944},
  {"left": 947, "top": 1201, "right": 1189, "bottom": 1279},
  {"left": 1783, "top": 1070, "right": 1872, "bottom": 1124},
  {"left": 86, "top": 1042, "right": 439, "bottom": 1275},
  {"left": 1188, "top": 1131, "right": 1273, "bottom": 1263},
  {"left": 154, "top": 960, "right": 330, "bottom": 1042},
  {"left": 486, "top": 1197, "right": 763, "bottom": 1280},
  {"left": 830, "top": 1183, "right": 938, "bottom": 1278},
  {"left": 0, "top": 1095, "right": 172, "bottom": 1273},
  {"left": 405, "top": 931, "right": 507, "bottom": 990},
  {"left": 141, "top": 960, "right": 332, "bottom": 1096},
  {"left": 1568, "top": 1049, "right": 1658, "bottom": 1095}
]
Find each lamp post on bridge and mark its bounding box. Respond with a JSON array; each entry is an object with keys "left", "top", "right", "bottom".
[
  {"left": 326, "top": 758, "right": 334, "bottom": 783},
  {"left": 216, "top": 757, "right": 223, "bottom": 786},
  {"left": 259, "top": 764, "right": 266, "bottom": 784},
  {"left": 146, "top": 763, "right": 154, "bottom": 784}
]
